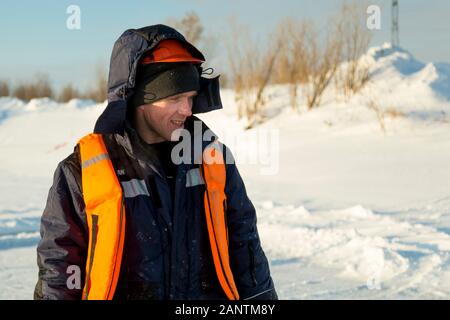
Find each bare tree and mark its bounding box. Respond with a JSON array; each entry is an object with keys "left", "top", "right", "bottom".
[
  {"left": 251, "top": 35, "right": 282, "bottom": 126},
  {"left": 0, "top": 80, "right": 9, "bottom": 97},
  {"left": 58, "top": 84, "right": 80, "bottom": 102},
  {"left": 274, "top": 2, "right": 370, "bottom": 110},
  {"left": 12, "top": 73, "right": 54, "bottom": 101},
  {"left": 303, "top": 24, "right": 342, "bottom": 110},
  {"left": 166, "top": 11, "right": 204, "bottom": 46},
  {"left": 276, "top": 19, "right": 313, "bottom": 111},
  {"left": 226, "top": 18, "right": 283, "bottom": 128},
  {"left": 226, "top": 18, "right": 249, "bottom": 120},
  {"left": 166, "top": 11, "right": 219, "bottom": 68},
  {"left": 12, "top": 84, "right": 27, "bottom": 100},
  {"left": 334, "top": 1, "right": 372, "bottom": 98},
  {"left": 35, "top": 73, "right": 54, "bottom": 99}
]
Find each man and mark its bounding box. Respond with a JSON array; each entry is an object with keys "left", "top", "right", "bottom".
[{"left": 34, "top": 24, "right": 277, "bottom": 300}]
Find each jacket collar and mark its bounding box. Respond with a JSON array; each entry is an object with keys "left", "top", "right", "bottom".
[{"left": 112, "top": 116, "right": 220, "bottom": 177}]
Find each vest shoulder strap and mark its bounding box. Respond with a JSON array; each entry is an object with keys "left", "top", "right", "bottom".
[
  {"left": 201, "top": 142, "right": 239, "bottom": 300},
  {"left": 78, "top": 133, "right": 126, "bottom": 300}
]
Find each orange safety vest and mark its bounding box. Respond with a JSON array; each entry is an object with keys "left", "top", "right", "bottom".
[{"left": 78, "top": 133, "right": 239, "bottom": 300}]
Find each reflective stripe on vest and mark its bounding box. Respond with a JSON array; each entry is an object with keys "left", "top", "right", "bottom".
[
  {"left": 78, "top": 134, "right": 239, "bottom": 300},
  {"left": 78, "top": 133, "right": 126, "bottom": 300}
]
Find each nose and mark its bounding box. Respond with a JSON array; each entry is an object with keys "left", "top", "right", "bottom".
[{"left": 178, "top": 97, "right": 193, "bottom": 117}]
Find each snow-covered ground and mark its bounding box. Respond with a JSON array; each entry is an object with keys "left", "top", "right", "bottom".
[{"left": 1, "top": 44, "right": 450, "bottom": 299}]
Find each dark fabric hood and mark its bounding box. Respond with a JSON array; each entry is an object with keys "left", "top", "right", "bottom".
[{"left": 94, "top": 24, "right": 222, "bottom": 135}]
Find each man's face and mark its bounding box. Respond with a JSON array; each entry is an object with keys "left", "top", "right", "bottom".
[{"left": 138, "top": 90, "right": 197, "bottom": 141}]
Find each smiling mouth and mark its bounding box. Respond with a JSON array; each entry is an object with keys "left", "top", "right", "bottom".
[{"left": 171, "top": 120, "right": 185, "bottom": 128}]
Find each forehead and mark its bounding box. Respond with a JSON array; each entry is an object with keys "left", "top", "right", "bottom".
[{"left": 141, "top": 90, "right": 198, "bottom": 108}]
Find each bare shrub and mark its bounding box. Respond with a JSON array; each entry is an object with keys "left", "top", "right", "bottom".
[
  {"left": 226, "top": 18, "right": 283, "bottom": 128},
  {"left": 334, "top": 1, "right": 372, "bottom": 98},
  {"left": 274, "top": 2, "right": 371, "bottom": 111},
  {"left": 272, "top": 17, "right": 342, "bottom": 110},
  {"left": 166, "top": 11, "right": 218, "bottom": 70},
  {"left": 12, "top": 73, "right": 54, "bottom": 101},
  {"left": 0, "top": 80, "right": 9, "bottom": 97},
  {"left": 276, "top": 19, "right": 313, "bottom": 111},
  {"left": 303, "top": 24, "right": 342, "bottom": 110},
  {"left": 58, "top": 84, "right": 80, "bottom": 102},
  {"left": 166, "top": 11, "right": 204, "bottom": 46}
]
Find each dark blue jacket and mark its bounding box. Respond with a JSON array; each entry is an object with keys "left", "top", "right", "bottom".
[{"left": 34, "top": 25, "right": 276, "bottom": 300}]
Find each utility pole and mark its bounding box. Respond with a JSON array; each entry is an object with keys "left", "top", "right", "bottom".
[{"left": 391, "top": 0, "right": 399, "bottom": 47}]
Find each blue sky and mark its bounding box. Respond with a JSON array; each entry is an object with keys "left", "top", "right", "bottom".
[{"left": 0, "top": 0, "right": 449, "bottom": 92}]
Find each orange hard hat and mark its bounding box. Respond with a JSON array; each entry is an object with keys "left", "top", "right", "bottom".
[{"left": 141, "top": 39, "right": 204, "bottom": 65}]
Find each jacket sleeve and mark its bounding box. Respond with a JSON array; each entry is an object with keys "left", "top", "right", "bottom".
[
  {"left": 224, "top": 146, "right": 278, "bottom": 300},
  {"left": 34, "top": 148, "right": 88, "bottom": 300}
]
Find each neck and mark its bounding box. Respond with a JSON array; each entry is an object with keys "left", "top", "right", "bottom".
[{"left": 133, "top": 113, "right": 166, "bottom": 144}]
